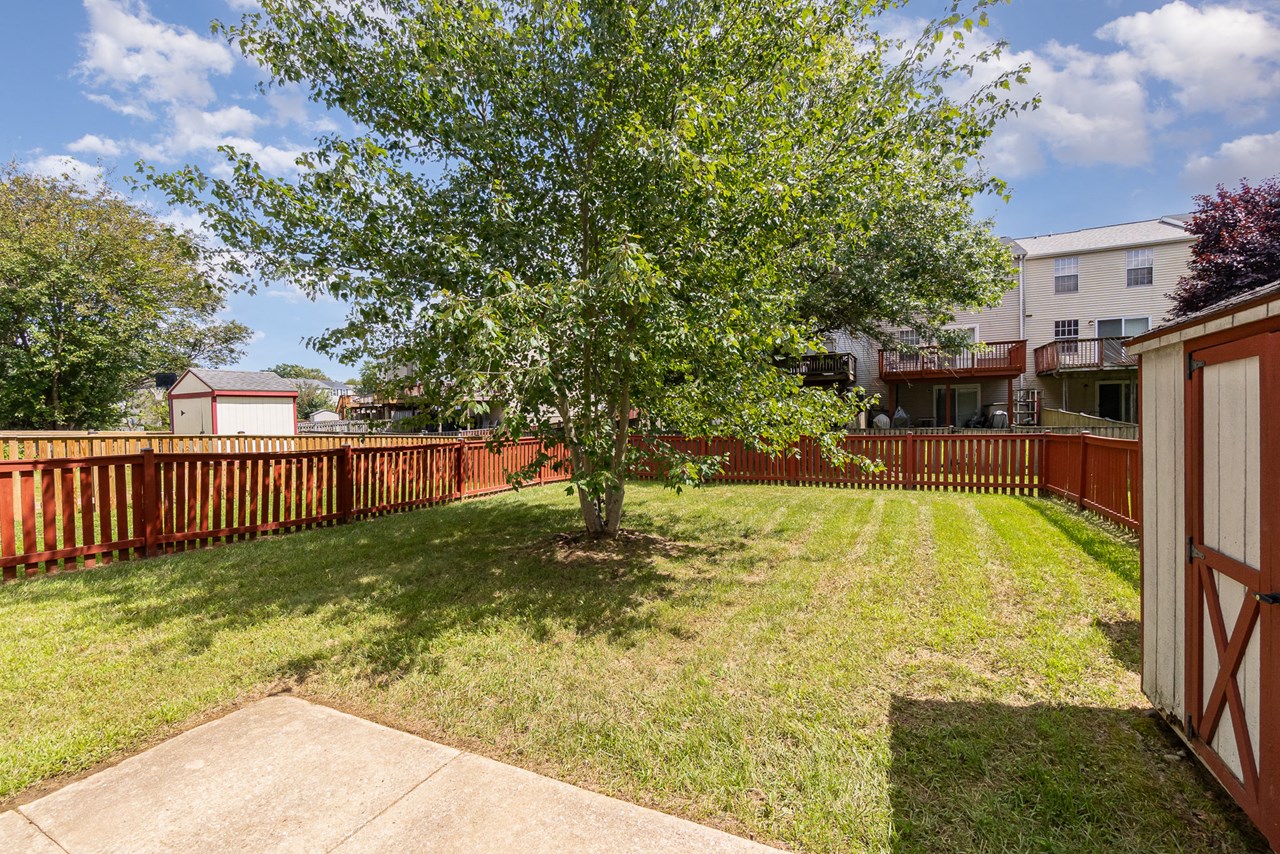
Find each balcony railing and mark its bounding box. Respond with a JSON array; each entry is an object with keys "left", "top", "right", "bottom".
[
  {"left": 1034, "top": 338, "right": 1136, "bottom": 374},
  {"left": 789, "top": 352, "right": 857, "bottom": 383},
  {"left": 878, "top": 340, "right": 1026, "bottom": 382}
]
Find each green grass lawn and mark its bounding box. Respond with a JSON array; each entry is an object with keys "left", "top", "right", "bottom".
[{"left": 0, "top": 484, "right": 1263, "bottom": 852}]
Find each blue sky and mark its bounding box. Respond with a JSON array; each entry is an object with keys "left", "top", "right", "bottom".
[{"left": 2, "top": 1, "right": 1278, "bottom": 377}]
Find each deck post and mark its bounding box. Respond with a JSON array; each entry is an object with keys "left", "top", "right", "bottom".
[
  {"left": 338, "top": 445, "right": 354, "bottom": 523},
  {"left": 1077, "top": 431, "right": 1090, "bottom": 509},
  {"left": 139, "top": 447, "right": 159, "bottom": 557},
  {"left": 903, "top": 432, "right": 915, "bottom": 490},
  {"left": 455, "top": 439, "right": 466, "bottom": 501},
  {"left": 945, "top": 382, "right": 952, "bottom": 428}
]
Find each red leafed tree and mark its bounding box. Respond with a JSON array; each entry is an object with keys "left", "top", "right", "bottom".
[{"left": 1171, "top": 177, "right": 1280, "bottom": 317}]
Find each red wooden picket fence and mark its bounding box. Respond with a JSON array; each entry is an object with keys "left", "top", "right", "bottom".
[
  {"left": 1, "top": 439, "right": 569, "bottom": 581},
  {"left": 2, "top": 431, "right": 1138, "bottom": 583},
  {"left": 632, "top": 432, "right": 1140, "bottom": 530}
]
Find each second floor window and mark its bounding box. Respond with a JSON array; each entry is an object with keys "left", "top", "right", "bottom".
[
  {"left": 1126, "top": 249, "right": 1154, "bottom": 287},
  {"left": 1054, "top": 257, "right": 1079, "bottom": 293},
  {"left": 896, "top": 329, "right": 921, "bottom": 348}
]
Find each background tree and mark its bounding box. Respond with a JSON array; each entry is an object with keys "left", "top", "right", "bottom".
[
  {"left": 151, "top": 0, "right": 1027, "bottom": 536},
  {"left": 0, "top": 164, "right": 252, "bottom": 429},
  {"left": 1171, "top": 177, "right": 1280, "bottom": 317},
  {"left": 294, "top": 385, "right": 334, "bottom": 419},
  {"left": 267, "top": 363, "right": 331, "bottom": 380}
]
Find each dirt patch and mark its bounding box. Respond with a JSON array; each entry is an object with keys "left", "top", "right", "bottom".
[{"left": 511, "top": 529, "right": 688, "bottom": 573}]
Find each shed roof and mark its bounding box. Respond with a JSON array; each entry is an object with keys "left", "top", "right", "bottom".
[
  {"left": 1127, "top": 279, "right": 1280, "bottom": 350},
  {"left": 1012, "top": 216, "right": 1192, "bottom": 259},
  {"left": 182, "top": 369, "right": 299, "bottom": 394}
]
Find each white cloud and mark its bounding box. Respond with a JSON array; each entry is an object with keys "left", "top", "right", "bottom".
[
  {"left": 26, "top": 155, "right": 104, "bottom": 185},
  {"left": 1183, "top": 129, "right": 1280, "bottom": 188},
  {"left": 79, "top": 0, "right": 235, "bottom": 109},
  {"left": 1097, "top": 1, "right": 1280, "bottom": 117},
  {"left": 67, "top": 133, "right": 122, "bottom": 156}
]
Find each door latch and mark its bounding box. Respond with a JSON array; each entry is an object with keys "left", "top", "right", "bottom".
[{"left": 1254, "top": 592, "right": 1280, "bottom": 605}]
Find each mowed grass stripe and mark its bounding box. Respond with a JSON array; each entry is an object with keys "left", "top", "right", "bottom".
[{"left": 0, "top": 484, "right": 1265, "bottom": 853}]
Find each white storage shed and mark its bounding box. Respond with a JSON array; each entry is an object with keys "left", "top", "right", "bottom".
[
  {"left": 167, "top": 369, "right": 299, "bottom": 435},
  {"left": 1130, "top": 281, "right": 1280, "bottom": 849}
]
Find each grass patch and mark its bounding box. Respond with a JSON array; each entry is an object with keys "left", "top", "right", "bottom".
[{"left": 0, "top": 484, "right": 1264, "bottom": 852}]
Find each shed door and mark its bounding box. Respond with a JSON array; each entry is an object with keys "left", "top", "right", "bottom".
[{"left": 1186, "top": 331, "right": 1280, "bottom": 839}]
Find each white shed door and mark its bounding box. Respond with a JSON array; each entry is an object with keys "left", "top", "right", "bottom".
[{"left": 1186, "top": 331, "right": 1280, "bottom": 837}]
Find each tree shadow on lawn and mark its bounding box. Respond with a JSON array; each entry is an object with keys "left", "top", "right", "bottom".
[
  {"left": 16, "top": 489, "right": 743, "bottom": 682},
  {"left": 1017, "top": 496, "right": 1140, "bottom": 592},
  {"left": 887, "top": 695, "right": 1269, "bottom": 853}
]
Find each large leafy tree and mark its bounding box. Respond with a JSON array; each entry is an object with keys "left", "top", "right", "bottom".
[
  {"left": 0, "top": 165, "right": 253, "bottom": 430},
  {"left": 151, "top": 0, "right": 1026, "bottom": 536},
  {"left": 267, "top": 362, "right": 331, "bottom": 380},
  {"left": 1171, "top": 177, "right": 1280, "bottom": 317}
]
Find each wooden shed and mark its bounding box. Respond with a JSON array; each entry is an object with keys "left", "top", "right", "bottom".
[
  {"left": 167, "top": 369, "right": 298, "bottom": 436},
  {"left": 1130, "top": 281, "right": 1280, "bottom": 848}
]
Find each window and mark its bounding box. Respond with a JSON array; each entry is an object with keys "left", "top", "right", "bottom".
[
  {"left": 1096, "top": 317, "right": 1150, "bottom": 339},
  {"left": 1053, "top": 319, "right": 1079, "bottom": 340},
  {"left": 896, "top": 329, "right": 921, "bottom": 348},
  {"left": 1126, "top": 249, "right": 1154, "bottom": 287},
  {"left": 1054, "top": 319, "right": 1079, "bottom": 356},
  {"left": 1054, "top": 256, "right": 1079, "bottom": 293}
]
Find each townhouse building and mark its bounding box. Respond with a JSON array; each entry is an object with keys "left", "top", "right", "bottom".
[{"left": 797, "top": 216, "right": 1196, "bottom": 427}]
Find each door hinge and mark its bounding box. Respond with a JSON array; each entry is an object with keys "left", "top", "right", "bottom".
[
  {"left": 1187, "top": 537, "right": 1205, "bottom": 563},
  {"left": 1185, "top": 713, "right": 1197, "bottom": 740},
  {"left": 1187, "top": 355, "right": 1206, "bottom": 380}
]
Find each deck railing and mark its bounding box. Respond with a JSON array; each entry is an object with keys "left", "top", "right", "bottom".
[
  {"left": 789, "top": 352, "right": 857, "bottom": 381},
  {"left": 1034, "top": 338, "right": 1136, "bottom": 374},
  {"left": 879, "top": 340, "right": 1026, "bottom": 381}
]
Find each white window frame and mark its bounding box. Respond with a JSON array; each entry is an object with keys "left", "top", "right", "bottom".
[
  {"left": 1054, "top": 256, "right": 1079, "bottom": 294},
  {"left": 1053, "top": 319, "right": 1079, "bottom": 340},
  {"left": 1125, "top": 249, "right": 1154, "bottom": 288},
  {"left": 895, "top": 329, "right": 921, "bottom": 348},
  {"left": 1095, "top": 315, "right": 1151, "bottom": 339}
]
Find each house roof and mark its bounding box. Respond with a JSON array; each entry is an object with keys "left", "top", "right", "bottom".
[
  {"left": 182, "top": 369, "right": 299, "bottom": 394},
  {"left": 1127, "top": 279, "right": 1280, "bottom": 348},
  {"left": 1012, "top": 215, "right": 1193, "bottom": 259}
]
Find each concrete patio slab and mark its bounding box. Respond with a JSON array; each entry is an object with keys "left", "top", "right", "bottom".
[
  {"left": 334, "top": 752, "right": 779, "bottom": 853},
  {"left": 0, "top": 810, "right": 63, "bottom": 853},
  {"left": 19, "top": 696, "right": 459, "bottom": 853},
  {"left": 9, "top": 695, "right": 783, "bottom": 853}
]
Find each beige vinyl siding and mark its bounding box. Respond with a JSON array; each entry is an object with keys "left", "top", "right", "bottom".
[{"left": 1023, "top": 239, "right": 1193, "bottom": 410}]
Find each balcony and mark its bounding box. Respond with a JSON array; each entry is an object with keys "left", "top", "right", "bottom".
[
  {"left": 878, "top": 340, "right": 1026, "bottom": 382},
  {"left": 789, "top": 352, "right": 857, "bottom": 385},
  {"left": 1034, "top": 338, "right": 1137, "bottom": 375}
]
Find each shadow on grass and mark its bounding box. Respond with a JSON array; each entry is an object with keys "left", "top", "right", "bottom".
[
  {"left": 1094, "top": 616, "right": 1141, "bottom": 672},
  {"left": 1016, "top": 496, "right": 1140, "bottom": 592},
  {"left": 888, "top": 695, "right": 1269, "bottom": 853},
  {"left": 12, "top": 488, "right": 742, "bottom": 683}
]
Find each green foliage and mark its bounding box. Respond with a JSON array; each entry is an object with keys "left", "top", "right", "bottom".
[
  {"left": 267, "top": 363, "right": 331, "bottom": 380},
  {"left": 148, "top": 0, "right": 1029, "bottom": 533},
  {"left": 294, "top": 384, "right": 334, "bottom": 419},
  {"left": 0, "top": 164, "right": 253, "bottom": 429}
]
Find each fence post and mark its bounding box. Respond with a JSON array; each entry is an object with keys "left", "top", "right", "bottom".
[
  {"left": 903, "top": 432, "right": 915, "bottom": 490},
  {"left": 455, "top": 439, "right": 466, "bottom": 500},
  {"left": 1077, "top": 431, "right": 1090, "bottom": 509},
  {"left": 338, "top": 444, "right": 354, "bottom": 523},
  {"left": 139, "top": 447, "right": 159, "bottom": 557}
]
